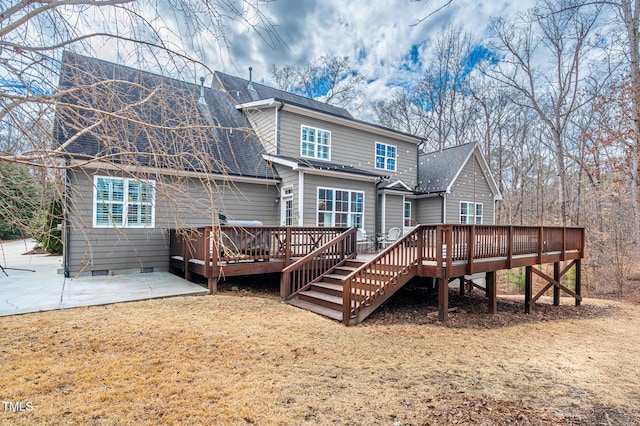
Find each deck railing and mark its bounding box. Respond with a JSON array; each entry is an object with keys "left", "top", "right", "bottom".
[
  {"left": 281, "top": 228, "right": 358, "bottom": 299},
  {"left": 343, "top": 226, "right": 422, "bottom": 324},
  {"left": 169, "top": 226, "right": 349, "bottom": 280},
  {"left": 419, "top": 224, "right": 584, "bottom": 277}
]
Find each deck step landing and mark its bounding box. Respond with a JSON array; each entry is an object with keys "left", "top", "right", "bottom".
[{"left": 287, "top": 299, "right": 342, "bottom": 321}]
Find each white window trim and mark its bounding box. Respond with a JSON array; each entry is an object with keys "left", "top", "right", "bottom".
[
  {"left": 404, "top": 200, "right": 412, "bottom": 228},
  {"left": 281, "top": 186, "right": 294, "bottom": 226},
  {"left": 316, "top": 186, "right": 365, "bottom": 228},
  {"left": 93, "top": 175, "right": 156, "bottom": 228},
  {"left": 300, "top": 124, "right": 331, "bottom": 161},
  {"left": 460, "top": 201, "right": 483, "bottom": 225},
  {"left": 375, "top": 141, "right": 397, "bottom": 172}
]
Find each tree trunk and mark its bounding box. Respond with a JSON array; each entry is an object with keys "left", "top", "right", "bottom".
[
  {"left": 554, "top": 132, "right": 567, "bottom": 226},
  {"left": 621, "top": 0, "right": 640, "bottom": 246}
]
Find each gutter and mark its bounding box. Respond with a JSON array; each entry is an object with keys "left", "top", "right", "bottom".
[
  {"left": 276, "top": 101, "right": 285, "bottom": 155},
  {"left": 375, "top": 178, "right": 381, "bottom": 246},
  {"left": 373, "top": 175, "right": 389, "bottom": 247},
  {"left": 63, "top": 162, "right": 71, "bottom": 277}
]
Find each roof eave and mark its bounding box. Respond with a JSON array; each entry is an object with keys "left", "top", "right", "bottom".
[
  {"left": 236, "top": 98, "right": 277, "bottom": 110},
  {"left": 263, "top": 153, "right": 384, "bottom": 182},
  {"left": 276, "top": 101, "right": 422, "bottom": 144}
]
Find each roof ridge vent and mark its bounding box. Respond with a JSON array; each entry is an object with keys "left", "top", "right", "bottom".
[
  {"left": 248, "top": 67, "right": 255, "bottom": 91},
  {"left": 198, "top": 76, "right": 207, "bottom": 105}
]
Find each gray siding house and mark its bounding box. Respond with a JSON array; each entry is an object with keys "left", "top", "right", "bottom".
[
  {"left": 56, "top": 53, "right": 501, "bottom": 278},
  {"left": 416, "top": 143, "right": 502, "bottom": 225}
]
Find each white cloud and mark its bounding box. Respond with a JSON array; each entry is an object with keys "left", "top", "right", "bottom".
[
  {"left": 227, "top": 1, "right": 532, "bottom": 102},
  {"left": 75, "top": 1, "right": 533, "bottom": 110}
]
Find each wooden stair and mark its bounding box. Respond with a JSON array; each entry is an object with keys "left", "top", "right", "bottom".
[
  {"left": 287, "top": 257, "right": 416, "bottom": 324},
  {"left": 287, "top": 259, "right": 367, "bottom": 322}
]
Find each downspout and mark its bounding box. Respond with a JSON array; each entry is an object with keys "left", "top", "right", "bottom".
[
  {"left": 63, "top": 163, "right": 72, "bottom": 277},
  {"left": 275, "top": 101, "right": 285, "bottom": 155},
  {"left": 380, "top": 192, "right": 387, "bottom": 234},
  {"left": 298, "top": 170, "right": 304, "bottom": 226},
  {"left": 374, "top": 178, "right": 382, "bottom": 248},
  {"left": 441, "top": 193, "right": 446, "bottom": 224},
  {"left": 417, "top": 138, "right": 425, "bottom": 184}
]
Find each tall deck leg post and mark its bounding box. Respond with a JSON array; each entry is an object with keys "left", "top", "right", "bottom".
[
  {"left": 524, "top": 266, "right": 533, "bottom": 314},
  {"left": 438, "top": 277, "right": 448, "bottom": 322},
  {"left": 486, "top": 271, "right": 497, "bottom": 315},
  {"left": 553, "top": 262, "right": 561, "bottom": 306},
  {"left": 208, "top": 277, "right": 217, "bottom": 294},
  {"left": 575, "top": 259, "right": 582, "bottom": 306},
  {"left": 182, "top": 236, "right": 189, "bottom": 281},
  {"left": 459, "top": 278, "right": 465, "bottom": 296}
]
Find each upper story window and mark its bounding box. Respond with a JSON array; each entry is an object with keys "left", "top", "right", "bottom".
[
  {"left": 301, "top": 125, "right": 331, "bottom": 160},
  {"left": 460, "top": 201, "right": 482, "bottom": 225},
  {"left": 375, "top": 142, "right": 397, "bottom": 171},
  {"left": 94, "top": 176, "right": 155, "bottom": 228}
]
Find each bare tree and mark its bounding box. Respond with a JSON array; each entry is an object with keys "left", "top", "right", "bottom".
[
  {"left": 487, "top": 0, "right": 603, "bottom": 225},
  {"left": 372, "top": 25, "right": 480, "bottom": 150},
  {"left": 270, "top": 55, "right": 364, "bottom": 111},
  {"left": 416, "top": 25, "right": 478, "bottom": 150},
  {"left": 610, "top": 0, "right": 640, "bottom": 245},
  {"left": 372, "top": 87, "right": 430, "bottom": 136},
  {"left": 0, "top": 1, "right": 280, "bottom": 257}
]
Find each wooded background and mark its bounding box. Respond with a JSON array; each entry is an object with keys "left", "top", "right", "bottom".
[{"left": 1, "top": 0, "right": 638, "bottom": 296}]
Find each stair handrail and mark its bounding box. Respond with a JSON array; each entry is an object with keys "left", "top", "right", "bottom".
[
  {"left": 342, "top": 226, "right": 421, "bottom": 324},
  {"left": 281, "top": 227, "right": 358, "bottom": 300}
]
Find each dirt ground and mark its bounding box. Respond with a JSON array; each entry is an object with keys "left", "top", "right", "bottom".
[{"left": 1, "top": 278, "right": 639, "bottom": 425}]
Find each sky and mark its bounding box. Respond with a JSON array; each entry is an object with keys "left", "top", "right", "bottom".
[
  {"left": 2, "top": 0, "right": 532, "bottom": 117},
  {"left": 199, "top": 0, "right": 531, "bottom": 108}
]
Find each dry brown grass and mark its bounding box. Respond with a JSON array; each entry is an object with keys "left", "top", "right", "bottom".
[{"left": 1, "top": 285, "right": 639, "bottom": 425}]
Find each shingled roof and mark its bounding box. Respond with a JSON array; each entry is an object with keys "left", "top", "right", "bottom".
[
  {"left": 417, "top": 143, "right": 476, "bottom": 193},
  {"left": 55, "top": 52, "right": 277, "bottom": 180},
  {"left": 213, "top": 71, "right": 354, "bottom": 120},
  {"left": 265, "top": 154, "right": 386, "bottom": 179}
]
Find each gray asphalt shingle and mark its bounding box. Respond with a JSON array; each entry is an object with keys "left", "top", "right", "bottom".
[
  {"left": 55, "top": 52, "right": 277, "bottom": 180},
  {"left": 417, "top": 143, "right": 475, "bottom": 193},
  {"left": 214, "top": 71, "right": 354, "bottom": 120}
]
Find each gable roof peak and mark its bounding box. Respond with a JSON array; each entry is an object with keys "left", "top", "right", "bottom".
[
  {"left": 213, "top": 70, "right": 354, "bottom": 119},
  {"left": 417, "top": 142, "right": 486, "bottom": 194}
]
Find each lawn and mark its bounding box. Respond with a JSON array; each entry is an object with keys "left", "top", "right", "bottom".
[{"left": 1, "top": 285, "right": 639, "bottom": 425}]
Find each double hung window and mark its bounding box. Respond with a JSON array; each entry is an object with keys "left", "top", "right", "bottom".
[
  {"left": 375, "top": 142, "right": 397, "bottom": 171},
  {"left": 94, "top": 176, "right": 155, "bottom": 228},
  {"left": 301, "top": 125, "right": 331, "bottom": 160},
  {"left": 460, "top": 201, "right": 482, "bottom": 225}
]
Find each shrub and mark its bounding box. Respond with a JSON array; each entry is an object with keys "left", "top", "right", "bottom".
[
  {"left": 37, "top": 197, "right": 63, "bottom": 254},
  {"left": 0, "top": 162, "right": 39, "bottom": 240}
]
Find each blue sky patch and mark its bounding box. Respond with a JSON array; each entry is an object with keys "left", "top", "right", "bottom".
[{"left": 0, "top": 79, "right": 48, "bottom": 96}]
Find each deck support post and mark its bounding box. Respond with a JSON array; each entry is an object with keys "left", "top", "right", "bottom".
[
  {"left": 182, "top": 237, "right": 189, "bottom": 281},
  {"left": 553, "top": 262, "right": 560, "bottom": 306},
  {"left": 284, "top": 227, "right": 292, "bottom": 268},
  {"left": 459, "top": 278, "right": 465, "bottom": 296},
  {"left": 438, "top": 277, "right": 448, "bottom": 322},
  {"left": 524, "top": 265, "right": 533, "bottom": 314},
  {"left": 575, "top": 258, "right": 582, "bottom": 306},
  {"left": 208, "top": 227, "right": 219, "bottom": 293},
  {"left": 486, "top": 270, "right": 497, "bottom": 315}
]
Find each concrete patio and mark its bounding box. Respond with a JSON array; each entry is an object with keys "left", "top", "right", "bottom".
[{"left": 0, "top": 239, "right": 208, "bottom": 316}]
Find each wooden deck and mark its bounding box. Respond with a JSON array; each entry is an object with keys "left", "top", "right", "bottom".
[
  {"left": 170, "top": 224, "right": 584, "bottom": 324},
  {"left": 169, "top": 226, "right": 353, "bottom": 291}
]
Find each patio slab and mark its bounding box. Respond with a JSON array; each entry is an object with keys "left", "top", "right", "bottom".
[{"left": 0, "top": 239, "right": 208, "bottom": 317}]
